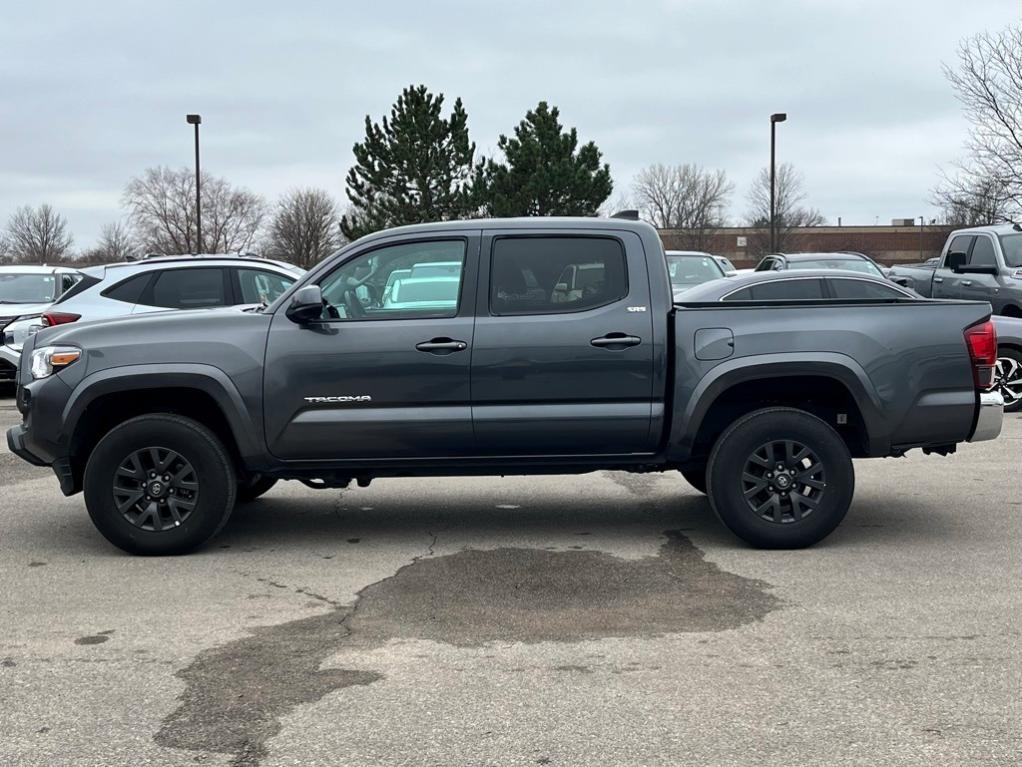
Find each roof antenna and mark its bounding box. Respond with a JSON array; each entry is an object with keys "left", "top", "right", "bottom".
[{"left": 611, "top": 209, "right": 639, "bottom": 220}]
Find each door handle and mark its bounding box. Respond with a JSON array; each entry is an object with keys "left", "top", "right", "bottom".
[
  {"left": 961, "top": 280, "right": 972, "bottom": 287},
  {"left": 415, "top": 338, "right": 468, "bottom": 353},
  {"left": 591, "top": 333, "right": 642, "bottom": 349},
  {"left": 933, "top": 277, "right": 943, "bottom": 283}
]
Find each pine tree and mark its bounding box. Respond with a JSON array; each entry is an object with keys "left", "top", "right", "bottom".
[
  {"left": 341, "top": 85, "right": 479, "bottom": 240},
  {"left": 478, "top": 102, "right": 613, "bottom": 217}
]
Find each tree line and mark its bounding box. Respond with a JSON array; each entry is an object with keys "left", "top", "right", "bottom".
[{"left": 14, "top": 31, "right": 1021, "bottom": 273}]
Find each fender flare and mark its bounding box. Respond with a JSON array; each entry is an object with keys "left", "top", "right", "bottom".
[
  {"left": 62, "top": 363, "right": 264, "bottom": 462},
  {"left": 669, "top": 352, "right": 889, "bottom": 459}
]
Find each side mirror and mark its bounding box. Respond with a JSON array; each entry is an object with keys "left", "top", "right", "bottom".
[
  {"left": 286, "top": 285, "right": 325, "bottom": 324},
  {"left": 959, "top": 264, "right": 999, "bottom": 276},
  {"left": 946, "top": 251, "right": 967, "bottom": 273}
]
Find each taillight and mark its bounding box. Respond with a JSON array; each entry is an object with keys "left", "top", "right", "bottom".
[
  {"left": 41, "top": 311, "right": 81, "bottom": 327},
  {"left": 964, "top": 319, "right": 997, "bottom": 389}
]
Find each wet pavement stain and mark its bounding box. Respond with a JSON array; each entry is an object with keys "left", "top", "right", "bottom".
[
  {"left": 74, "top": 635, "right": 110, "bottom": 646},
  {"left": 157, "top": 530, "right": 778, "bottom": 765}
]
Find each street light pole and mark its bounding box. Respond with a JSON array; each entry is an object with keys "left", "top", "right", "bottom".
[
  {"left": 769, "top": 112, "right": 787, "bottom": 253},
  {"left": 186, "top": 114, "right": 202, "bottom": 253}
]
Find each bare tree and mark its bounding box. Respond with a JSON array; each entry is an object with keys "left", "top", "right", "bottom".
[
  {"left": 124, "top": 166, "right": 266, "bottom": 255},
  {"left": 632, "top": 164, "right": 733, "bottom": 249},
  {"left": 265, "top": 188, "right": 340, "bottom": 268},
  {"left": 745, "top": 163, "right": 825, "bottom": 253},
  {"left": 0, "top": 235, "right": 12, "bottom": 265},
  {"left": 4, "top": 204, "right": 74, "bottom": 263},
  {"left": 83, "top": 221, "right": 137, "bottom": 263},
  {"left": 934, "top": 25, "right": 1022, "bottom": 222},
  {"left": 932, "top": 173, "right": 1013, "bottom": 225}
]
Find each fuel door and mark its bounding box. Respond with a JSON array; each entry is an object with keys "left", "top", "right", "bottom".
[{"left": 694, "top": 327, "right": 735, "bottom": 361}]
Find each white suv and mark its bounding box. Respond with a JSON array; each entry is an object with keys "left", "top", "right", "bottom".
[{"left": 1, "top": 255, "right": 302, "bottom": 375}]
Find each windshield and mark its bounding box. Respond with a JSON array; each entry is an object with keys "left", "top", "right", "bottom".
[
  {"left": 0, "top": 273, "right": 56, "bottom": 303},
  {"left": 999, "top": 234, "right": 1022, "bottom": 267},
  {"left": 788, "top": 258, "right": 883, "bottom": 277},
  {"left": 667, "top": 255, "right": 724, "bottom": 287}
]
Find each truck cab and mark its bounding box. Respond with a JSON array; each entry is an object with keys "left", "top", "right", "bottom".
[{"left": 927, "top": 224, "right": 1022, "bottom": 316}]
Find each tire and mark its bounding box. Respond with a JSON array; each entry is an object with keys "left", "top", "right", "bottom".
[
  {"left": 83, "top": 414, "right": 236, "bottom": 555},
  {"left": 706, "top": 407, "right": 854, "bottom": 549},
  {"left": 993, "top": 348, "right": 1022, "bottom": 414},
  {"left": 680, "top": 465, "right": 708, "bottom": 494},
  {"left": 237, "top": 475, "right": 278, "bottom": 502}
]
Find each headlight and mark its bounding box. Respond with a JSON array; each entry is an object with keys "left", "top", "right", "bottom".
[
  {"left": 3, "top": 316, "right": 44, "bottom": 353},
  {"left": 30, "top": 346, "right": 81, "bottom": 379}
]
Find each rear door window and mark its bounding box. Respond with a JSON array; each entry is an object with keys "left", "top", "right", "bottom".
[
  {"left": 724, "top": 279, "right": 825, "bottom": 301},
  {"left": 143, "top": 268, "right": 228, "bottom": 309},
  {"left": 102, "top": 273, "right": 153, "bottom": 304},
  {"left": 828, "top": 279, "right": 908, "bottom": 299},
  {"left": 490, "top": 237, "right": 628, "bottom": 315}
]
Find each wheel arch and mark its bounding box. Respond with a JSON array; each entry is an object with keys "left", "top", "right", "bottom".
[
  {"left": 670, "top": 354, "right": 887, "bottom": 462},
  {"left": 64, "top": 365, "right": 265, "bottom": 494}
]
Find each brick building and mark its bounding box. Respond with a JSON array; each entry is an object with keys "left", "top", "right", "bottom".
[{"left": 658, "top": 225, "right": 954, "bottom": 269}]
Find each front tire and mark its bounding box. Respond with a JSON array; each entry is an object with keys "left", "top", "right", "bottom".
[
  {"left": 707, "top": 407, "right": 854, "bottom": 549},
  {"left": 680, "top": 465, "right": 708, "bottom": 494},
  {"left": 83, "top": 414, "right": 236, "bottom": 555}
]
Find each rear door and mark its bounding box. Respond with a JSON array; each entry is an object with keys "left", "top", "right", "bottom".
[
  {"left": 933, "top": 234, "right": 973, "bottom": 299},
  {"left": 470, "top": 230, "right": 655, "bottom": 455}
]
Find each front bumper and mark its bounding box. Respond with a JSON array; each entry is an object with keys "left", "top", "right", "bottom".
[
  {"left": 7, "top": 424, "right": 47, "bottom": 466},
  {"left": 968, "top": 391, "right": 1004, "bottom": 443}
]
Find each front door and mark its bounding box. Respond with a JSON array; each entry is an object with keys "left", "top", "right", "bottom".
[
  {"left": 470, "top": 230, "right": 655, "bottom": 455},
  {"left": 933, "top": 234, "right": 974, "bottom": 299},
  {"left": 264, "top": 234, "right": 479, "bottom": 460},
  {"left": 958, "top": 233, "right": 1002, "bottom": 307}
]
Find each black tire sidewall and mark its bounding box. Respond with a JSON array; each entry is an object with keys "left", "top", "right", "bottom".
[
  {"left": 708, "top": 408, "right": 854, "bottom": 548},
  {"left": 84, "top": 415, "right": 236, "bottom": 555}
]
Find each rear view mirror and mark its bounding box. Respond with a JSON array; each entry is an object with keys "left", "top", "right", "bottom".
[
  {"left": 946, "top": 251, "right": 967, "bottom": 273},
  {"left": 286, "top": 285, "right": 325, "bottom": 324}
]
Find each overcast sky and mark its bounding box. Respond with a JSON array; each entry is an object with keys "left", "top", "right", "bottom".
[{"left": 2, "top": 0, "right": 1019, "bottom": 248}]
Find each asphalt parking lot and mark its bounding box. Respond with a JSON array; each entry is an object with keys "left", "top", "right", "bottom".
[{"left": 1, "top": 388, "right": 1020, "bottom": 767}]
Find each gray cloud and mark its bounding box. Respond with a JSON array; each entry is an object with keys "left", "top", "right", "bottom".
[{"left": 1, "top": 0, "right": 1018, "bottom": 247}]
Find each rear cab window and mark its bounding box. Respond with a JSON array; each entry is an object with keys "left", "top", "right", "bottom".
[{"left": 489, "top": 236, "right": 628, "bottom": 315}]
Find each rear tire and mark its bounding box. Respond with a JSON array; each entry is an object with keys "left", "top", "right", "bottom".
[
  {"left": 83, "top": 414, "right": 236, "bottom": 555},
  {"left": 993, "top": 348, "right": 1022, "bottom": 413},
  {"left": 707, "top": 407, "right": 854, "bottom": 549},
  {"left": 680, "top": 465, "right": 708, "bottom": 494},
  {"left": 237, "top": 475, "right": 278, "bottom": 502}
]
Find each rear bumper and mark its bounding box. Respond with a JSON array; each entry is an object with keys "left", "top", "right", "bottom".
[{"left": 968, "top": 391, "right": 1004, "bottom": 443}]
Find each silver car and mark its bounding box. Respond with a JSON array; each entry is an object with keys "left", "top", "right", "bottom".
[
  {"left": 1, "top": 255, "right": 302, "bottom": 373},
  {"left": 0, "top": 265, "right": 85, "bottom": 381}
]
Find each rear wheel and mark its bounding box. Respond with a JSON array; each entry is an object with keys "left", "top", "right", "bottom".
[
  {"left": 993, "top": 348, "right": 1022, "bottom": 413},
  {"left": 83, "top": 414, "right": 236, "bottom": 555},
  {"left": 707, "top": 407, "right": 854, "bottom": 548}
]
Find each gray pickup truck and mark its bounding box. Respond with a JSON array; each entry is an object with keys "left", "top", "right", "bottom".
[
  {"left": 6, "top": 218, "right": 1004, "bottom": 555},
  {"left": 889, "top": 223, "right": 1022, "bottom": 317}
]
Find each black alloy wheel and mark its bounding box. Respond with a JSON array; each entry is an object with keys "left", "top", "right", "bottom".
[
  {"left": 741, "top": 440, "right": 825, "bottom": 524},
  {"left": 113, "top": 447, "right": 199, "bottom": 531}
]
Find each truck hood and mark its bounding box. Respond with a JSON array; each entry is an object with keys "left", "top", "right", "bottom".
[{"left": 35, "top": 304, "right": 264, "bottom": 347}]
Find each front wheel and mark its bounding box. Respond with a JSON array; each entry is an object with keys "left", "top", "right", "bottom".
[
  {"left": 680, "top": 465, "right": 708, "bottom": 494},
  {"left": 83, "top": 414, "right": 236, "bottom": 555},
  {"left": 707, "top": 407, "right": 854, "bottom": 549},
  {"left": 993, "top": 348, "right": 1022, "bottom": 413}
]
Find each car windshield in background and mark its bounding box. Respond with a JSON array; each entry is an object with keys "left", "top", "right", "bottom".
[
  {"left": 998, "top": 234, "right": 1022, "bottom": 267},
  {"left": 667, "top": 255, "right": 724, "bottom": 287},
  {"left": 788, "top": 259, "right": 883, "bottom": 277},
  {"left": 0, "top": 273, "right": 56, "bottom": 303}
]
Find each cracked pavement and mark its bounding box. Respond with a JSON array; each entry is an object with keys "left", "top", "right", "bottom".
[{"left": 1, "top": 390, "right": 1020, "bottom": 766}]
